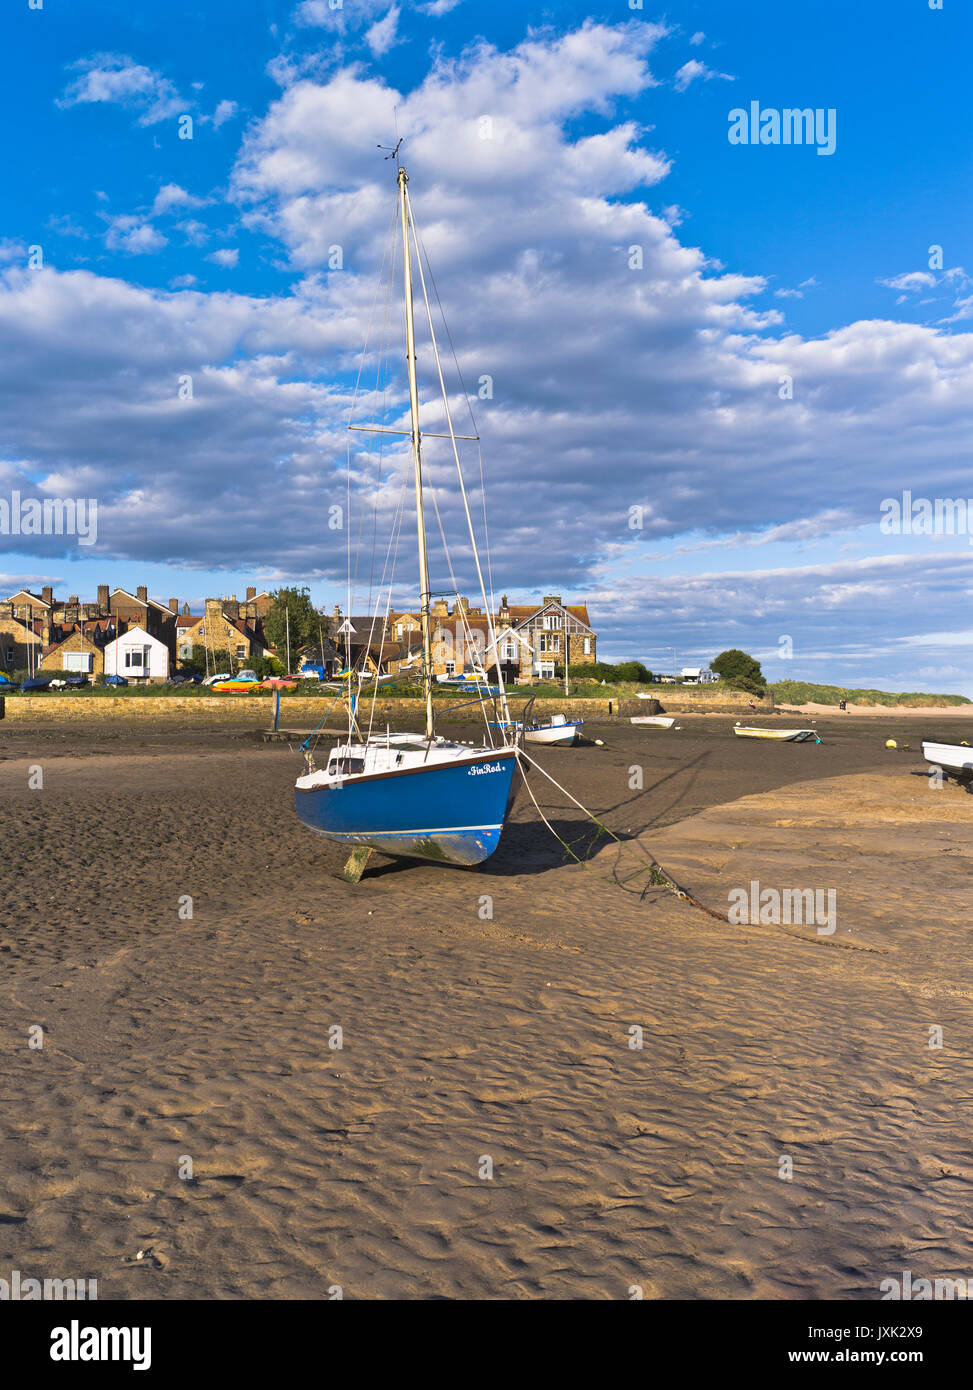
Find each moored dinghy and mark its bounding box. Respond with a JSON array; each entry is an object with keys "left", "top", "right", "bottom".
[
  {"left": 524, "top": 713, "right": 584, "bottom": 746},
  {"left": 733, "top": 724, "right": 818, "bottom": 742},
  {"left": 294, "top": 155, "right": 518, "bottom": 872}
]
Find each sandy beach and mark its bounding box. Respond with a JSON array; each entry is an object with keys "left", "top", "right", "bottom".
[{"left": 1, "top": 711, "right": 971, "bottom": 1299}]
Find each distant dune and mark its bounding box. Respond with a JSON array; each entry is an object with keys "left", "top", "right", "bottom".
[{"left": 771, "top": 680, "right": 971, "bottom": 709}]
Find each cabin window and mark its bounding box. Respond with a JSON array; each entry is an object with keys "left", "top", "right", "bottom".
[{"left": 334, "top": 757, "right": 365, "bottom": 775}]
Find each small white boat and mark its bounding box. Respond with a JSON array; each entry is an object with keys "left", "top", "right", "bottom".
[
  {"left": 733, "top": 725, "right": 817, "bottom": 742},
  {"left": 524, "top": 713, "right": 584, "bottom": 746},
  {"left": 922, "top": 740, "right": 973, "bottom": 778},
  {"left": 631, "top": 715, "right": 675, "bottom": 728}
]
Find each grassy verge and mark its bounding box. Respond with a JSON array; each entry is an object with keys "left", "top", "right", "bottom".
[{"left": 771, "top": 680, "right": 971, "bottom": 708}]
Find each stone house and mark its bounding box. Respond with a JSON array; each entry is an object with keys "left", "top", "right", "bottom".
[
  {"left": 179, "top": 598, "right": 268, "bottom": 671},
  {"left": 385, "top": 593, "right": 597, "bottom": 681},
  {"left": 0, "top": 607, "right": 43, "bottom": 673},
  {"left": 39, "top": 627, "right": 106, "bottom": 678}
]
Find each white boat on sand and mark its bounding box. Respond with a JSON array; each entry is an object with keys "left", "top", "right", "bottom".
[
  {"left": 525, "top": 714, "right": 584, "bottom": 746},
  {"left": 922, "top": 740, "right": 973, "bottom": 779},
  {"left": 733, "top": 725, "right": 818, "bottom": 742},
  {"left": 631, "top": 715, "right": 676, "bottom": 728},
  {"left": 491, "top": 708, "right": 584, "bottom": 746}
]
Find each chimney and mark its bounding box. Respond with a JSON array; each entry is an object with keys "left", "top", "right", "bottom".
[
  {"left": 137, "top": 585, "right": 147, "bottom": 602},
  {"left": 169, "top": 598, "right": 178, "bottom": 613},
  {"left": 543, "top": 594, "right": 562, "bottom": 607},
  {"left": 205, "top": 597, "right": 222, "bottom": 618},
  {"left": 246, "top": 586, "right": 256, "bottom": 601},
  {"left": 97, "top": 584, "right": 109, "bottom": 608},
  {"left": 42, "top": 586, "right": 53, "bottom": 605},
  {"left": 333, "top": 604, "right": 341, "bottom": 622},
  {"left": 68, "top": 595, "right": 79, "bottom": 606}
]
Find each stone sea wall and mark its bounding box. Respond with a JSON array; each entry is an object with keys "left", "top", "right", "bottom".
[{"left": 0, "top": 690, "right": 774, "bottom": 723}]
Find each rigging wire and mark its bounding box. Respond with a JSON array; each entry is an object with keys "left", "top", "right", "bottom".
[{"left": 405, "top": 188, "right": 511, "bottom": 732}]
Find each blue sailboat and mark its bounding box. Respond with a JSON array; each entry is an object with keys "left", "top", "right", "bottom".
[{"left": 295, "top": 156, "right": 518, "bottom": 871}]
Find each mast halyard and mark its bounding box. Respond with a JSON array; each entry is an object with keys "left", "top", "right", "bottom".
[{"left": 398, "top": 164, "right": 435, "bottom": 742}]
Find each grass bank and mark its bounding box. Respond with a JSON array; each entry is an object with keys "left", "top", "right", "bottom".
[{"left": 771, "top": 680, "right": 971, "bottom": 708}]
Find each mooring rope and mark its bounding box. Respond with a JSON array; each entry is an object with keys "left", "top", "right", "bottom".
[
  {"left": 514, "top": 748, "right": 727, "bottom": 919},
  {"left": 514, "top": 748, "right": 887, "bottom": 953}
]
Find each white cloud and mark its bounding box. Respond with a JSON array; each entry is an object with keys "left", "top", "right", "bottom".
[
  {"left": 207, "top": 248, "right": 240, "bottom": 268},
  {"left": 202, "top": 99, "right": 239, "bottom": 129},
  {"left": 673, "top": 59, "right": 734, "bottom": 92},
  {"left": 178, "top": 219, "right": 210, "bottom": 246},
  {"left": 880, "top": 271, "right": 937, "bottom": 293},
  {"left": 366, "top": 6, "right": 401, "bottom": 57},
  {"left": 58, "top": 54, "right": 184, "bottom": 126},
  {"left": 152, "top": 183, "right": 206, "bottom": 216},
  {"left": 102, "top": 215, "right": 167, "bottom": 254},
  {"left": 689, "top": 31, "right": 705, "bottom": 46}
]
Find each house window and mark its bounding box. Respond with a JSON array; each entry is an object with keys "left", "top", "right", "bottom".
[
  {"left": 542, "top": 614, "right": 562, "bottom": 630},
  {"left": 445, "top": 661, "right": 455, "bottom": 676},
  {"left": 236, "top": 645, "right": 246, "bottom": 658},
  {"left": 124, "top": 649, "right": 145, "bottom": 670},
  {"left": 502, "top": 641, "right": 516, "bottom": 661},
  {"left": 584, "top": 637, "right": 591, "bottom": 655},
  {"left": 5, "top": 646, "right": 12, "bottom": 664},
  {"left": 551, "top": 633, "right": 559, "bottom": 651},
  {"left": 63, "top": 651, "right": 93, "bottom": 673}
]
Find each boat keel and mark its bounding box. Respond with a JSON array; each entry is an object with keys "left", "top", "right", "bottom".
[{"left": 336, "top": 846, "right": 374, "bottom": 884}]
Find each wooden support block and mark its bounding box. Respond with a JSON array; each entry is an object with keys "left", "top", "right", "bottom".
[{"left": 336, "top": 846, "right": 373, "bottom": 884}]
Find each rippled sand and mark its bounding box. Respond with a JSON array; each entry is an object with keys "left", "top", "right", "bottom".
[{"left": 1, "top": 718, "right": 970, "bottom": 1298}]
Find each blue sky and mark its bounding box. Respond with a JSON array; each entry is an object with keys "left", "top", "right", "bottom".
[{"left": 1, "top": 0, "right": 972, "bottom": 690}]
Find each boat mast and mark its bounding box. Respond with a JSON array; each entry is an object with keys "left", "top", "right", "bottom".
[{"left": 398, "top": 164, "right": 435, "bottom": 741}]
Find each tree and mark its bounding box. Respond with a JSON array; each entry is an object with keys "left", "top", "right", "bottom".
[
  {"left": 710, "top": 649, "right": 766, "bottom": 693},
  {"left": 263, "top": 587, "right": 325, "bottom": 674}
]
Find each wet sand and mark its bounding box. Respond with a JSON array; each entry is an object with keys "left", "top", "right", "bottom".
[{"left": 1, "top": 713, "right": 971, "bottom": 1299}]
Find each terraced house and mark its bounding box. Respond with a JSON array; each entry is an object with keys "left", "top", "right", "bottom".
[{"left": 386, "top": 593, "right": 596, "bottom": 682}]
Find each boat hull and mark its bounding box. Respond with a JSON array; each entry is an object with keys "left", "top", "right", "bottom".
[
  {"left": 523, "top": 721, "right": 583, "bottom": 746},
  {"left": 922, "top": 740, "right": 973, "bottom": 777},
  {"left": 631, "top": 716, "right": 675, "bottom": 728},
  {"left": 295, "top": 749, "right": 517, "bottom": 865},
  {"left": 734, "top": 726, "right": 816, "bottom": 742}
]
